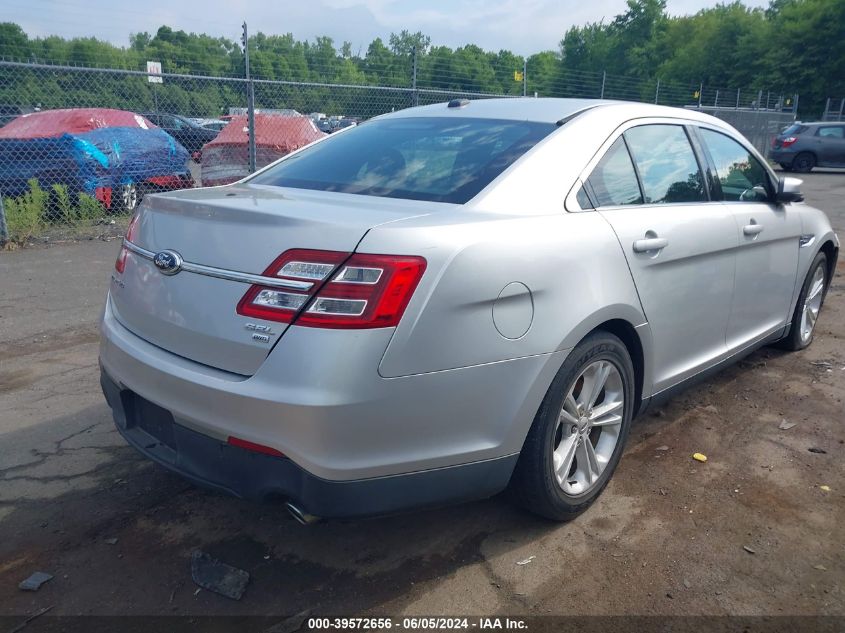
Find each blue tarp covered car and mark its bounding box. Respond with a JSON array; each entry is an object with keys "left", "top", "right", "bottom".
[{"left": 0, "top": 108, "right": 193, "bottom": 210}]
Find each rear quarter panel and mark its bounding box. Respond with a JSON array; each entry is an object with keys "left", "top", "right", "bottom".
[{"left": 362, "top": 209, "right": 646, "bottom": 378}]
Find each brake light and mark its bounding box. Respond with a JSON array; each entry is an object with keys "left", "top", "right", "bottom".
[
  {"left": 236, "top": 249, "right": 427, "bottom": 329},
  {"left": 114, "top": 213, "right": 141, "bottom": 273},
  {"left": 781, "top": 136, "right": 797, "bottom": 148}
]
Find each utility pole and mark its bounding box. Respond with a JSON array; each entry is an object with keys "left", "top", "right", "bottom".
[{"left": 242, "top": 21, "right": 256, "bottom": 173}]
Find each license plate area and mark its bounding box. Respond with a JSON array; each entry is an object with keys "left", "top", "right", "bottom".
[{"left": 121, "top": 391, "right": 177, "bottom": 450}]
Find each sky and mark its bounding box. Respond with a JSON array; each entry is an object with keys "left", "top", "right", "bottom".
[{"left": 7, "top": 0, "right": 770, "bottom": 56}]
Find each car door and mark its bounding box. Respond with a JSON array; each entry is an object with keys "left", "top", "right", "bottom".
[
  {"left": 583, "top": 123, "right": 738, "bottom": 393},
  {"left": 815, "top": 125, "right": 845, "bottom": 165},
  {"left": 695, "top": 127, "right": 801, "bottom": 348}
]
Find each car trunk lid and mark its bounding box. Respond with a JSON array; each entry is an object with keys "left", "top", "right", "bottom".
[{"left": 110, "top": 184, "right": 432, "bottom": 375}]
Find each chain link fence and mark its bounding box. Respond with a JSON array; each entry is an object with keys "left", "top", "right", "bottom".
[{"left": 0, "top": 58, "right": 798, "bottom": 246}]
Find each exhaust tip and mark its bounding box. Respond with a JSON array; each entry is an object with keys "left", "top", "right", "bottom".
[{"left": 285, "top": 501, "right": 321, "bottom": 525}]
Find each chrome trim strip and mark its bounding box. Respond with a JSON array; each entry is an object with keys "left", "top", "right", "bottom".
[
  {"left": 122, "top": 239, "right": 314, "bottom": 291},
  {"left": 799, "top": 234, "right": 816, "bottom": 248},
  {"left": 122, "top": 239, "right": 155, "bottom": 260}
]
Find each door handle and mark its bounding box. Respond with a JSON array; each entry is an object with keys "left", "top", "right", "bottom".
[
  {"left": 743, "top": 222, "right": 764, "bottom": 236},
  {"left": 632, "top": 237, "right": 668, "bottom": 253}
]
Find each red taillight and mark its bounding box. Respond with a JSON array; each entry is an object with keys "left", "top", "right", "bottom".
[
  {"left": 114, "top": 213, "right": 141, "bottom": 273},
  {"left": 236, "top": 249, "right": 427, "bottom": 329},
  {"left": 781, "top": 136, "right": 797, "bottom": 148},
  {"left": 114, "top": 247, "right": 129, "bottom": 273}
]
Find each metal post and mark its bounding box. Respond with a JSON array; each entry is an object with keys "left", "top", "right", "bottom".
[
  {"left": 698, "top": 82, "right": 703, "bottom": 108},
  {"left": 839, "top": 98, "right": 845, "bottom": 122},
  {"left": 243, "top": 21, "right": 256, "bottom": 174},
  {"left": 654, "top": 79, "right": 660, "bottom": 104},
  {"left": 756, "top": 89, "right": 762, "bottom": 110},
  {"left": 0, "top": 194, "right": 8, "bottom": 246},
  {"left": 600, "top": 71, "right": 606, "bottom": 99},
  {"left": 736, "top": 88, "right": 740, "bottom": 109},
  {"left": 714, "top": 90, "right": 719, "bottom": 107},
  {"left": 766, "top": 91, "right": 770, "bottom": 111},
  {"left": 411, "top": 46, "right": 418, "bottom": 107},
  {"left": 823, "top": 97, "right": 831, "bottom": 120},
  {"left": 793, "top": 93, "right": 799, "bottom": 118},
  {"left": 522, "top": 59, "right": 527, "bottom": 97}
]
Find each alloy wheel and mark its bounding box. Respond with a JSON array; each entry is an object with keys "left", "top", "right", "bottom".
[
  {"left": 552, "top": 360, "right": 624, "bottom": 496},
  {"left": 800, "top": 264, "right": 825, "bottom": 344},
  {"left": 793, "top": 153, "right": 815, "bottom": 173},
  {"left": 120, "top": 184, "right": 138, "bottom": 212}
]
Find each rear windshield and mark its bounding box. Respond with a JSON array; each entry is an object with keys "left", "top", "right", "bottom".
[
  {"left": 249, "top": 117, "right": 556, "bottom": 204},
  {"left": 781, "top": 124, "right": 808, "bottom": 135}
]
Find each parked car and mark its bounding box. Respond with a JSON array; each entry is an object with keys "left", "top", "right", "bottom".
[
  {"left": 142, "top": 112, "right": 219, "bottom": 159},
  {"left": 315, "top": 119, "right": 334, "bottom": 134},
  {"left": 101, "top": 99, "right": 838, "bottom": 523},
  {"left": 336, "top": 118, "right": 358, "bottom": 130},
  {"left": 0, "top": 108, "right": 193, "bottom": 212},
  {"left": 201, "top": 120, "right": 229, "bottom": 132},
  {"left": 200, "top": 114, "right": 325, "bottom": 186},
  {"left": 769, "top": 121, "right": 845, "bottom": 172}
]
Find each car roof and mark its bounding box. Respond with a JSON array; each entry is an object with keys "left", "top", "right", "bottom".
[{"left": 379, "top": 97, "right": 731, "bottom": 128}]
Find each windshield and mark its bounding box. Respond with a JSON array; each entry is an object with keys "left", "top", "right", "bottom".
[{"left": 249, "top": 117, "right": 556, "bottom": 204}]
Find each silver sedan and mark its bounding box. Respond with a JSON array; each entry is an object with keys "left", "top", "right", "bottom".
[{"left": 100, "top": 98, "right": 839, "bottom": 522}]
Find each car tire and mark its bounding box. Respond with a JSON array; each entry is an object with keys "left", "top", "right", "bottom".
[
  {"left": 778, "top": 252, "right": 828, "bottom": 351},
  {"left": 509, "top": 331, "right": 635, "bottom": 521},
  {"left": 779, "top": 163, "right": 793, "bottom": 172},
  {"left": 792, "top": 152, "right": 816, "bottom": 173}
]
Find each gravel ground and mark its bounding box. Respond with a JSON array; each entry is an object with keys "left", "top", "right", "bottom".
[{"left": 0, "top": 171, "right": 843, "bottom": 621}]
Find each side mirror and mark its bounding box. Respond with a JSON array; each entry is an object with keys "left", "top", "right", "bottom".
[{"left": 776, "top": 176, "right": 804, "bottom": 203}]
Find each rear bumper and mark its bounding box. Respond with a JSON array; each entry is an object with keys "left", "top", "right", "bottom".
[
  {"left": 99, "top": 294, "right": 567, "bottom": 514},
  {"left": 101, "top": 368, "right": 516, "bottom": 517},
  {"left": 768, "top": 149, "right": 797, "bottom": 163}
]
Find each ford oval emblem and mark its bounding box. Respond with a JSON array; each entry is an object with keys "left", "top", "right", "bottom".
[{"left": 153, "top": 249, "right": 183, "bottom": 276}]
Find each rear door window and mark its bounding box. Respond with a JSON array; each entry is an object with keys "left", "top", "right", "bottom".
[
  {"left": 624, "top": 125, "right": 707, "bottom": 204},
  {"left": 817, "top": 126, "right": 844, "bottom": 139},
  {"left": 584, "top": 137, "right": 642, "bottom": 207},
  {"left": 699, "top": 128, "right": 771, "bottom": 202}
]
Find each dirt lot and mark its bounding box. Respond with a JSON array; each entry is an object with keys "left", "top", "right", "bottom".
[{"left": 1, "top": 171, "right": 843, "bottom": 623}]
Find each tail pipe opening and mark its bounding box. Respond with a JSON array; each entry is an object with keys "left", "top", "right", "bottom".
[{"left": 285, "top": 501, "right": 321, "bottom": 525}]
